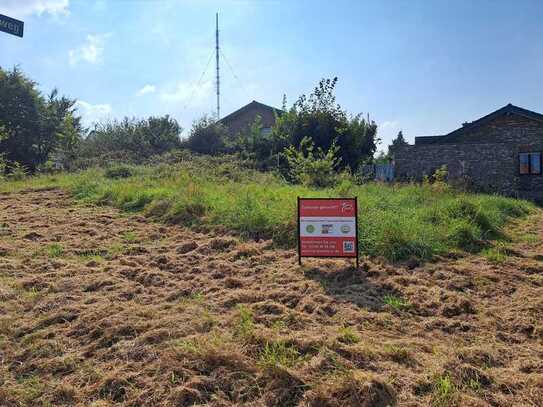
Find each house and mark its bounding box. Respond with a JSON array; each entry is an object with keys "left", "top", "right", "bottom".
[
  {"left": 395, "top": 104, "right": 543, "bottom": 202},
  {"left": 218, "top": 100, "right": 284, "bottom": 137}
]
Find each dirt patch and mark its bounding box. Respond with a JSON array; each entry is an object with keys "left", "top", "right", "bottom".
[{"left": 0, "top": 189, "right": 542, "bottom": 406}]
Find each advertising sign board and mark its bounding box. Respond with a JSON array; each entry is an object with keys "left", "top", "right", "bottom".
[{"left": 297, "top": 197, "right": 359, "bottom": 267}]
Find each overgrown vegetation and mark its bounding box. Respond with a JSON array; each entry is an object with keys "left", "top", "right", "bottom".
[
  {"left": 1, "top": 155, "right": 533, "bottom": 261},
  {"left": 0, "top": 67, "right": 82, "bottom": 173}
]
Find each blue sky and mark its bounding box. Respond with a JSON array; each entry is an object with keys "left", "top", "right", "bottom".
[{"left": 2, "top": 0, "right": 543, "bottom": 151}]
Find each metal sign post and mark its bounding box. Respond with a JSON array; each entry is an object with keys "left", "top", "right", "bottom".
[
  {"left": 0, "top": 14, "right": 24, "bottom": 38},
  {"left": 297, "top": 197, "right": 359, "bottom": 269}
]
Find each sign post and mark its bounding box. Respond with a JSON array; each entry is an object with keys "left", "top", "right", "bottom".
[
  {"left": 0, "top": 14, "right": 24, "bottom": 38},
  {"left": 297, "top": 197, "right": 359, "bottom": 268}
]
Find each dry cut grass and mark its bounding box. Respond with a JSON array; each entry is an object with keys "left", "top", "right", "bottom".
[{"left": 0, "top": 188, "right": 542, "bottom": 406}]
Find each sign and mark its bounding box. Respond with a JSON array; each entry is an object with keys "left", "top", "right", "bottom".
[
  {"left": 0, "top": 14, "right": 24, "bottom": 38},
  {"left": 297, "top": 197, "right": 359, "bottom": 267}
]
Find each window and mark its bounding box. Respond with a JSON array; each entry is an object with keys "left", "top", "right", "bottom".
[{"left": 519, "top": 152, "right": 542, "bottom": 175}]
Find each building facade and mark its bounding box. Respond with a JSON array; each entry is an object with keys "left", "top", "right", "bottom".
[{"left": 395, "top": 104, "right": 543, "bottom": 202}]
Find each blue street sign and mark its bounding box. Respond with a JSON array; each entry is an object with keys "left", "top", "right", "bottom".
[{"left": 0, "top": 14, "right": 24, "bottom": 38}]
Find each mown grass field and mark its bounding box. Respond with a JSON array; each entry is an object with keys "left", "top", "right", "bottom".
[{"left": 1, "top": 156, "right": 534, "bottom": 262}]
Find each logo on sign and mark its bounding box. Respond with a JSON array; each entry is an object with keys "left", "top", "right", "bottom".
[
  {"left": 306, "top": 224, "right": 315, "bottom": 233},
  {"left": 341, "top": 202, "right": 353, "bottom": 213},
  {"left": 321, "top": 224, "right": 333, "bottom": 234},
  {"left": 341, "top": 225, "right": 351, "bottom": 233}
]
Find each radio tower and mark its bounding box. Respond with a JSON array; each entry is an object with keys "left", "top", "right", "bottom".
[{"left": 215, "top": 13, "right": 220, "bottom": 120}]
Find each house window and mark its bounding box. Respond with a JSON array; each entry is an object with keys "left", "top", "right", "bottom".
[{"left": 519, "top": 152, "right": 541, "bottom": 175}]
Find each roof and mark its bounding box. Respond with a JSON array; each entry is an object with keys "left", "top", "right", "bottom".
[
  {"left": 218, "top": 100, "right": 284, "bottom": 124},
  {"left": 415, "top": 104, "right": 543, "bottom": 145}
]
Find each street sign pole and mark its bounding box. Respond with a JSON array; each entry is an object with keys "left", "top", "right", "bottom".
[{"left": 0, "top": 14, "right": 24, "bottom": 38}]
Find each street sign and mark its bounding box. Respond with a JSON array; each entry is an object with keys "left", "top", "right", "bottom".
[
  {"left": 0, "top": 14, "right": 24, "bottom": 38},
  {"left": 297, "top": 197, "right": 359, "bottom": 267}
]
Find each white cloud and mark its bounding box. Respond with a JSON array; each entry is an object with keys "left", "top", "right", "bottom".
[
  {"left": 0, "top": 0, "right": 70, "bottom": 18},
  {"left": 160, "top": 80, "right": 213, "bottom": 106},
  {"left": 75, "top": 100, "right": 112, "bottom": 127},
  {"left": 69, "top": 33, "right": 111, "bottom": 66},
  {"left": 136, "top": 84, "right": 156, "bottom": 97}
]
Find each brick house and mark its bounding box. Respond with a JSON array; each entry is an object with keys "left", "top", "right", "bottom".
[
  {"left": 219, "top": 100, "right": 284, "bottom": 137},
  {"left": 395, "top": 104, "right": 543, "bottom": 202}
]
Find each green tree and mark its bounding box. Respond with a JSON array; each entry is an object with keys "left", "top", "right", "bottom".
[
  {"left": 50, "top": 112, "right": 83, "bottom": 170},
  {"left": 273, "top": 77, "right": 378, "bottom": 172},
  {"left": 387, "top": 130, "right": 408, "bottom": 159},
  {"left": 0, "top": 67, "right": 82, "bottom": 171},
  {"left": 234, "top": 115, "right": 287, "bottom": 169},
  {"left": 183, "top": 115, "right": 228, "bottom": 155}
]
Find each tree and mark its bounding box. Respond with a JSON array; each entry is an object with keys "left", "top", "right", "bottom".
[
  {"left": 51, "top": 112, "right": 83, "bottom": 170},
  {"left": 0, "top": 67, "right": 82, "bottom": 171},
  {"left": 387, "top": 130, "right": 408, "bottom": 159},
  {"left": 273, "top": 77, "right": 378, "bottom": 172},
  {"left": 183, "top": 115, "right": 228, "bottom": 156}
]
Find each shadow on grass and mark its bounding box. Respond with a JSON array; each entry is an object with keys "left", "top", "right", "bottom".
[{"left": 302, "top": 264, "right": 402, "bottom": 312}]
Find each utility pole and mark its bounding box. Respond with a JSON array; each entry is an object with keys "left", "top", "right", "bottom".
[{"left": 215, "top": 12, "right": 220, "bottom": 120}]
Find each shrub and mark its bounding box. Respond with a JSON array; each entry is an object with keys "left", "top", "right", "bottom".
[
  {"left": 5, "top": 162, "right": 28, "bottom": 181},
  {"left": 82, "top": 116, "right": 181, "bottom": 161},
  {"left": 183, "top": 115, "right": 229, "bottom": 156},
  {"left": 446, "top": 220, "right": 481, "bottom": 252},
  {"left": 105, "top": 165, "right": 133, "bottom": 179},
  {"left": 284, "top": 136, "right": 341, "bottom": 187}
]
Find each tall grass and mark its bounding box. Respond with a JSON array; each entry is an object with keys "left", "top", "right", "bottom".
[{"left": 1, "top": 159, "right": 534, "bottom": 261}]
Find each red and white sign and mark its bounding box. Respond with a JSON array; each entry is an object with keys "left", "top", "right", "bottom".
[{"left": 298, "top": 198, "right": 358, "bottom": 258}]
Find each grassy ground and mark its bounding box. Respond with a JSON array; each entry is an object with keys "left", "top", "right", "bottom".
[
  {"left": 0, "top": 187, "right": 542, "bottom": 406},
  {"left": 1, "top": 157, "right": 534, "bottom": 262}
]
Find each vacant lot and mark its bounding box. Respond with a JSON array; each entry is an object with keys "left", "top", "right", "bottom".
[{"left": 0, "top": 186, "right": 542, "bottom": 406}]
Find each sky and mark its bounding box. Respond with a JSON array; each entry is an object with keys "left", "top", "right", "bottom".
[{"left": 2, "top": 0, "right": 543, "bottom": 151}]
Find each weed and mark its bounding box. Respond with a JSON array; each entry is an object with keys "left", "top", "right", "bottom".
[
  {"left": 382, "top": 343, "right": 411, "bottom": 364},
  {"left": 481, "top": 247, "right": 507, "bottom": 264},
  {"left": 46, "top": 243, "right": 64, "bottom": 258},
  {"left": 383, "top": 295, "right": 410, "bottom": 311},
  {"left": 15, "top": 375, "right": 45, "bottom": 404},
  {"left": 234, "top": 304, "right": 255, "bottom": 339},
  {"left": 121, "top": 231, "right": 138, "bottom": 243},
  {"left": 337, "top": 326, "right": 361, "bottom": 344},
  {"left": 108, "top": 243, "right": 125, "bottom": 257},
  {"left": 431, "top": 375, "right": 457, "bottom": 406},
  {"left": 259, "top": 340, "right": 302, "bottom": 369},
  {"left": 175, "top": 338, "right": 201, "bottom": 355}
]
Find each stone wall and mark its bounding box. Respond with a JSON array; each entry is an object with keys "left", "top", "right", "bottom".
[{"left": 395, "top": 114, "right": 543, "bottom": 202}]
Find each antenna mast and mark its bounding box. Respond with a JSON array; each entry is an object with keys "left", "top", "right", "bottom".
[{"left": 215, "top": 13, "right": 220, "bottom": 120}]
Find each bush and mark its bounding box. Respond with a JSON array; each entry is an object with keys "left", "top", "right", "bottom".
[
  {"left": 105, "top": 165, "right": 133, "bottom": 179},
  {"left": 82, "top": 116, "right": 181, "bottom": 162},
  {"left": 5, "top": 162, "right": 28, "bottom": 181},
  {"left": 284, "top": 136, "right": 341, "bottom": 187},
  {"left": 183, "top": 116, "right": 229, "bottom": 156}
]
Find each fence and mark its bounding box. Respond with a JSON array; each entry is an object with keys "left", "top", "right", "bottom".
[{"left": 360, "top": 163, "right": 395, "bottom": 182}]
